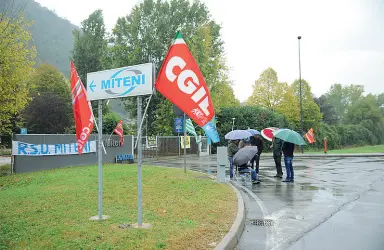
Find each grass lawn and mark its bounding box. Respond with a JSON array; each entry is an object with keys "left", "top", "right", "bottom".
[
  {"left": 302, "top": 145, "right": 384, "bottom": 154},
  {"left": 0, "top": 164, "right": 237, "bottom": 249}
]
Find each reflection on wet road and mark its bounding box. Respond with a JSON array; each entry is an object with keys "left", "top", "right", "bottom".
[{"left": 145, "top": 155, "right": 384, "bottom": 250}]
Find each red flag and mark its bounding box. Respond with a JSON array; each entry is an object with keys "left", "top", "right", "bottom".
[
  {"left": 304, "top": 128, "right": 315, "bottom": 144},
  {"left": 113, "top": 120, "right": 124, "bottom": 146},
  {"left": 155, "top": 32, "right": 215, "bottom": 127},
  {"left": 71, "top": 61, "right": 94, "bottom": 154}
]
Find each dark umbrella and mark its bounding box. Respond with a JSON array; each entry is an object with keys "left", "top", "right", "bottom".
[{"left": 233, "top": 146, "right": 258, "bottom": 166}]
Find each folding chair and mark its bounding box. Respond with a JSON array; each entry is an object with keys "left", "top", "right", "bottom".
[{"left": 234, "top": 161, "right": 252, "bottom": 183}]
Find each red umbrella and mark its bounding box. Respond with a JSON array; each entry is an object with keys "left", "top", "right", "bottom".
[{"left": 261, "top": 127, "right": 278, "bottom": 142}]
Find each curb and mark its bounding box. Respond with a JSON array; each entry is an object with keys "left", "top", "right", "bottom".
[
  {"left": 214, "top": 182, "right": 245, "bottom": 250},
  {"left": 293, "top": 153, "right": 384, "bottom": 158}
]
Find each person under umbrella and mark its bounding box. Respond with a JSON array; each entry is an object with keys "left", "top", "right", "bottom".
[
  {"left": 227, "top": 140, "right": 239, "bottom": 179},
  {"left": 271, "top": 136, "right": 284, "bottom": 178},
  {"left": 272, "top": 129, "right": 306, "bottom": 183},
  {"left": 233, "top": 145, "right": 260, "bottom": 184},
  {"left": 250, "top": 134, "right": 264, "bottom": 180},
  {"left": 282, "top": 141, "right": 295, "bottom": 182}
]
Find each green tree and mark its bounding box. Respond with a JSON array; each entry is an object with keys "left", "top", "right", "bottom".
[
  {"left": 102, "top": 112, "right": 129, "bottom": 134},
  {"left": 313, "top": 94, "right": 338, "bottom": 124},
  {"left": 376, "top": 93, "right": 384, "bottom": 106},
  {"left": 72, "top": 9, "right": 110, "bottom": 115},
  {"left": 22, "top": 64, "right": 72, "bottom": 133},
  {"left": 0, "top": 13, "right": 36, "bottom": 134},
  {"left": 345, "top": 94, "right": 384, "bottom": 143},
  {"left": 325, "top": 83, "right": 365, "bottom": 123},
  {"left": 376, "top": 93, "right": 384, "bottom": 115},
  {"left": 211, "top": 82, "right": 240, "bottom": 108},
  {"left": 111, "top": 0, "right": 236, "bottom": 135},
  {"left": 246, "top": 68, "right": 287, "bottom": 108},
  {"left": 72, "top": 9, "right": 107, "bottom": 86},
  {"left": 291, "top": 79, "right": 322, "bottom": 132},
  {"left": 275, "top": 86, "right": 300, "bottom": 128}
]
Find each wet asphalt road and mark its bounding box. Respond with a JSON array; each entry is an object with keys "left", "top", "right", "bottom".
[{"left": 145, "top": 155, "right": 384, "bottom": 250}]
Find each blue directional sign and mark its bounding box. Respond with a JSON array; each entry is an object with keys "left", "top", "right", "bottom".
[
  {"left": 86, "top": 63, "right": 154, "bottom": 101},
  {"left": 174, "top": 118, "right": 184, "bottom": 133}
]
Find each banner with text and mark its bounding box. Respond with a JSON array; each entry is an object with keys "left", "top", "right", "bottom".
[{"left": 12, "top": 140, "right": 96, "bottom": 156}]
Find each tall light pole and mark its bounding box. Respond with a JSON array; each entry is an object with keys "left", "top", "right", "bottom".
[
  {"left": 298, "top": 36, "right": 303, "bottom": 153},
  {"left": 232, "top": 118, "right": 235, "bottom": 131}
]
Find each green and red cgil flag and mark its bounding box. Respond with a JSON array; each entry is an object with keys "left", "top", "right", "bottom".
[{"left": 155, "top": 32, "right": 220, "bottom": 142}]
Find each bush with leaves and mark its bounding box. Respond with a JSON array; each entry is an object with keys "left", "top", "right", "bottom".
[
  {"left": 102, "top": 112, "right": 129, "bottom": 135},
  {"left": 22, "top": 64, "right": 72, "bottom": 134},
  {"left": 307, "top": 123, "right": 377, "bottom": 150}
]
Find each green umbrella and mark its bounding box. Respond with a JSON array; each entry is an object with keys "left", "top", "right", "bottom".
[{"left": 272, "top": 129, "right": 307, "bottom": 146}]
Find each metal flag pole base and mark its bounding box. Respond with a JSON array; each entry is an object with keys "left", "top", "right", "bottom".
[
  {"left": 89, "top": 215, "right": 111, "bottom": 221},
  {"left": 119, "top": 223, "right": 152, "bottom": 229}
]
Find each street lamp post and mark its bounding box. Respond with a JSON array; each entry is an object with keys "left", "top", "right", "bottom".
[
  {"left": 232, "top": 118, "right": 235, "bottom": 131},
  {"left": 298, "top": 36, "right": 304, "bottom": 153}
]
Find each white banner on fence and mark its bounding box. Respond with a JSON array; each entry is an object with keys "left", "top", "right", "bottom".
[{"left": 12, "top": 140, "right": 97, "bottom": 156}]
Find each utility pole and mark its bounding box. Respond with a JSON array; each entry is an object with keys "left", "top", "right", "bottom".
[{"left": 298, "top": 35, "right": 304, "bottom": 153}]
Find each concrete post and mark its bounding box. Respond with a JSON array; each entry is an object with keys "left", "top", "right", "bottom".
[{"left": 217, "top": 147, "right": 228, "bottom": 183}]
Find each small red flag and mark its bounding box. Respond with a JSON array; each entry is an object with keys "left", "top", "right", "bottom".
[
  {"left": 113, "top": 120, "right": 124, "bottom": 146},
  {"left": 304, "top": 128, "right": 315, "bottom": 144},
  {"left": 71, "top": 61, "right": 94, "bottom": 154}
]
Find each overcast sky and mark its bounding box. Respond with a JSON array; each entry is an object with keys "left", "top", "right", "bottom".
[{"left": 35, "top": 0, "right": 384, "bottom": 102}]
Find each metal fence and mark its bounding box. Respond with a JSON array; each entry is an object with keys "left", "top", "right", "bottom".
[{"left": 134, "top": 136, "right": 205, "bottom": 159}]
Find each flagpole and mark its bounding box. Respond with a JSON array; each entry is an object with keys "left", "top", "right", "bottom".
[
  {"left": 135, "top": 88, "right": 155, "bottom": 149},
  {"left": 134, "top": 59, "right": 156, "bottom": 149},
  {"left": 107, "top": 130, "right": 114, "bottom": 142},
  {"left": 90, "top": 103, "right": 107, "bottom": 155},
  {"left": 183, "top": 113, "right": 187, "bottom": 173},
  {"left": 97, "top": 100, "right": 103, "bottom": 220}
]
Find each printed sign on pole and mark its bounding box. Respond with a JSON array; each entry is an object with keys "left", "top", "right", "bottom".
[
  {"left": 174, "top": 118, "right": 184, "bottom": 133},
  {"left": 86, "top": 63, "right": 154, "bottom": 101},
  {"left": 146, "top": 136, "right": 157, "bottom": 148},
  {"left": 20, "top": 128, "right": 27, "bottom": 134},
  {"left": 180, "top": 136, "right": 191, "bottom": 149}
]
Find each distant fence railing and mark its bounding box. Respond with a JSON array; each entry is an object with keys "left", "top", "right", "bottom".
[{"left": 134, "top": 136, "right": 207, "bottom": 159}]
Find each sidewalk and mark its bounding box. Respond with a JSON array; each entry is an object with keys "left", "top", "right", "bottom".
[
  {"left": 279, "top": 152, "right": 384, "bottom": 158},
  {"left": 142, "top": 152, "right": 384, "bottom": 163}
]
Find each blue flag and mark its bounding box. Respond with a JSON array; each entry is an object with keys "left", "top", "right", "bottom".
[{"left": 202, "top": 116, "right": 220, "bottom": 143}]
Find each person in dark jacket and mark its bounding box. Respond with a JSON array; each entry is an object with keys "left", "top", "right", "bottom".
[
  {"left": 271, "top": 137, "right": 284, "bottom": 178},
  {"left": 227, "top": 140, "right": 239, "bottom": 179},
  {"left": 250, "top": 135, "right": 264, "bottom": 177},
  {"left": 282, "top": 141, "right": 295, "bottom": 182}
]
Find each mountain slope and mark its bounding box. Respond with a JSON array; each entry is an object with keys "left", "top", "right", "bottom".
[{"left": 0, "top": 0, "right": 78, "bottom": 77}]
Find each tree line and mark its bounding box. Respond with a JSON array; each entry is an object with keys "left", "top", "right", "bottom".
[{"left": 242, "top": 68, "right": 384, "bottom": 149}]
